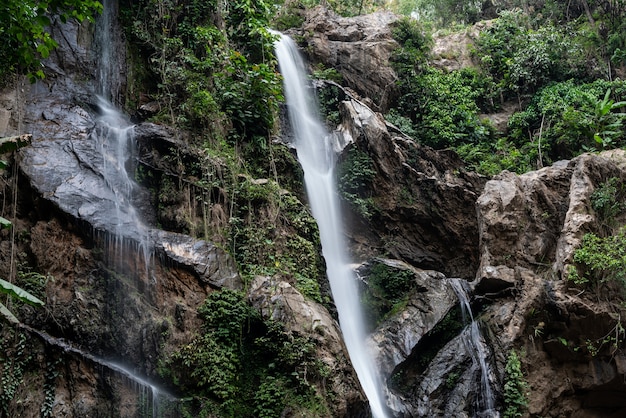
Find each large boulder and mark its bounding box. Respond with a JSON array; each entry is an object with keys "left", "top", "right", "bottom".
[
  {"left": 300, "top": 6, "right": 399, "bottom": 111},
  {"left": 474, "top": 150, "right": 626, "bottom": 417}
]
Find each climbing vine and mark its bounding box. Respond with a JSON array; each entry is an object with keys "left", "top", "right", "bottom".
[{"left": 503, "top": 350, "right": 528, "bottom": 418}]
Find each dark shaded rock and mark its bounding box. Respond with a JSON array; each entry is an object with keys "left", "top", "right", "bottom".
[
  {"left": 369, "top": 266, "right": 456, "bottom": 379},
  {"left": 336, "top": 96, "right": 485, "bottom": 278}
]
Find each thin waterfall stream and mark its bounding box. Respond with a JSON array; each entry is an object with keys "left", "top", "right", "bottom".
[
  {"left": 89, "top": 0, "right": 163, "bottom": 415},
  {"left": 449, "top": 279, "right": 499, "bottom": 417},
  {"left": 273, "top": 32, "right": 389, "bottom": 418}
]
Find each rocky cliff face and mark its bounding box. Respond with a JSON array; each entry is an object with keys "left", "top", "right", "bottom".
[
  {"left": 2, "top": 4, "right": 626, "bottom": 418},
  {"left": 301, "top": 9, "right": 625, "bottom": 416},
  {"left": 299, "top": 6, "right": 399, "bottom": 112},
  {"left": 0, "top": 11, "right": 362, "bottom": 418}
]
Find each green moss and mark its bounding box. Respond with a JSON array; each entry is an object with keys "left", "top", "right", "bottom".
[{"left": 360, "top": 262, "right": 416, "bottom": 329}]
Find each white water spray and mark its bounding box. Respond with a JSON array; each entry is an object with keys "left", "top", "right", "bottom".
[{"left": 273, "top": 32, "right": 389, "bottom": 418}]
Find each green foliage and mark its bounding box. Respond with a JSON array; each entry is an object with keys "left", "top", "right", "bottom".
[
  {"left": 583, "top": 321, "right": 625, "bottom": 358},
  {"left": 591, "top": 89, "right": 626, "bottom": 149},
  {"left": 165, "top": 292, "right": 328, "bottom": 417},
  {"left": 390, "top": 0, "right": 485, "bottom": 25},
  {"left": 393, "top": 67, "right": 494, "bottom": 149},
  {"left": 390, "top": 16, "right": 432, "bottom": 83},
  {"left": 571, "top": 228, "right": 626, "bottom": 294},
  {"left": 456, "top": 137, "right": 537, "bottom": 175},
  {"left": 337, "top": 147, "right": 377, "bottom": 219},
  {"left": 503, "top": 350, "right": 528, "bottom": 418},
  {"left": 311, "top": 64, "right": 343, "bottom": 84},
  {"left": 473, "top": 9, "right": 601, "bottom": 99},
  {"left": 229, "top": 183, "right": 324, "bottom": 303},
  {"left": 122, "top": 0, "right": 282, "bottom": 142},
  {"left": 360, "top": 262, "right": 416, "bottom": 328},
  {"left": 253, "top": 376, "right": 286, "bottom": 418},
  {"left": 507, "top": 80, "right": 626, "bottom": 163},
  {"left": 0, "top": 330, "right": 32, "bottom": 417},
  {"left": 316, "top": 82, "right": 344, "bottom": 127},
  {"left": 590, "top": 177, "right": 625, "bottom": 226},
  {"left": 385, "top": 109, "right": 419, "bottom": 138},
  {"left": 0, "top": 0, "right": 102, "bottom": 83}
]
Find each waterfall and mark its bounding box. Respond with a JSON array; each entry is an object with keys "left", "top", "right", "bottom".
[
  {"left": 89, "top": 1, "right": 160, "bottom": 415},
  {"left": 93, "top": 0, "right": 152, "bottom": 274},
  {"left": 272, "top": 32, "right": 389, "bottom": 418},
  {"left": 22, "top": 324, "right": 175, "bottom": 418},
  {"left": 449, "top": 279, "right": 498, "bottom": 417}
]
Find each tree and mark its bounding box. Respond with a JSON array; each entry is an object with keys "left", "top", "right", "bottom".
[{"left": 0, "top": 0, "right": 102, "bottom": 84}]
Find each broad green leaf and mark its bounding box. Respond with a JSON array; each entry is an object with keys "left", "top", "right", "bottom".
[
  {"left": 0, "top": 277, "right": 45, "bottom": 306},
  {"left": 0, "top": 216, "right": 11, "bottom": 229},
  {"left": 594, "top": 133, "right": 603, "bottom": 144},
  {"left": 0, "top": 302, "right": 19, "bottom": 324}
]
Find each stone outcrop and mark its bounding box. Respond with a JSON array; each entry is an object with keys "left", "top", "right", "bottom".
[
  {"left": 472, "top": 150, "right": 626, "bottom": 416},
  {"left": 249, "top": 276, "right": 368, "bottom": 417},
  {"left": 300, "top": 6, "right": 399, "bottom": 111},
  {"left": 329, "top": 66, "right": 626, "bottom": 414},
  {"left": 332, "top": 89, "right": 485, "bottom": 278}
]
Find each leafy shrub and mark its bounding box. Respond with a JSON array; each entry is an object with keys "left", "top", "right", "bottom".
[
  {"left": 571, "top": 228, "right": 626, "bottom": 293},
  {"left": 394, "top": 67, "right": 494, "bottom": 149},
  {"left": 474, "top": 10, "right": 601, "bottom": 99},
  {"left": 391, "top": 16, "right": 432, "bottom": 82},
  {"left": 507, "top": 80, "right": 626, "bottom": 163},
  {"left": 503, "top": 350, "right": 528, "bottom": 418},
  {"left": 165, "top": 291, "right": 328, "bottom": 416},
  {"left": 591, "top": 177, "right": 625, "bottom": 227}
]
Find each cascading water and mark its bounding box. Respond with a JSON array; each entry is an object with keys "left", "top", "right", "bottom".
[
  {"left": 22, "top": 324, "right": 173, "bottom": 418},
  {"left": 93, "top": 0, "right": 152, "bottom": 273},
  {"left": 272, "top": 32, "right": 389, "bottom": 418},
  {"left": 89, "top": 1, "right": 163, "bottom": 415},
  {"left": 449, "top": 279, "right": 499, "bottom": 417}
]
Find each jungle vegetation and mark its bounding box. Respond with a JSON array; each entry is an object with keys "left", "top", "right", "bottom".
[{"left": 2, "top": 0, "right": 626, "bottom": 415}]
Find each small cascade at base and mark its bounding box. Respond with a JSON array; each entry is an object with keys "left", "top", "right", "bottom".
[
  {"left": 21, "top": 324, "right": 177, "bottom": 418},
  {"left": 449, "top": 279, "right": 499, "bottom": 417},
  {"left": 272, "top": 31, "right": 389, "bottom": 418}
]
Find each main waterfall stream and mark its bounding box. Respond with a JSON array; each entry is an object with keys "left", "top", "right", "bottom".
[{"left": 273, "top": 32, "right": 389, "bottom": 418}]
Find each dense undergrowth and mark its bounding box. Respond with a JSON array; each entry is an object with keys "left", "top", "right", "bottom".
[{"left": 386, "top": 2, "right": 626, "bottom": 175}]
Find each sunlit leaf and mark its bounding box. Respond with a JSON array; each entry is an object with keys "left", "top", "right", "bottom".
[
  {"left": 0, "top": 216, "right": 11, "bottom": 229},
  {"left": 0, "top": 277, "right": 45, "bottom": 306}
]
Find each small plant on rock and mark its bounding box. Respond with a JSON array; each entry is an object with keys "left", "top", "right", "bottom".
[{"left": 503, "top": 350, "right": 528, "bottom": 418}]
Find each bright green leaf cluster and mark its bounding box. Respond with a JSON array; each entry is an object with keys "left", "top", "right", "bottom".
[{"left": 0, "top": 0, "right": 102, "bottom": 84}]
